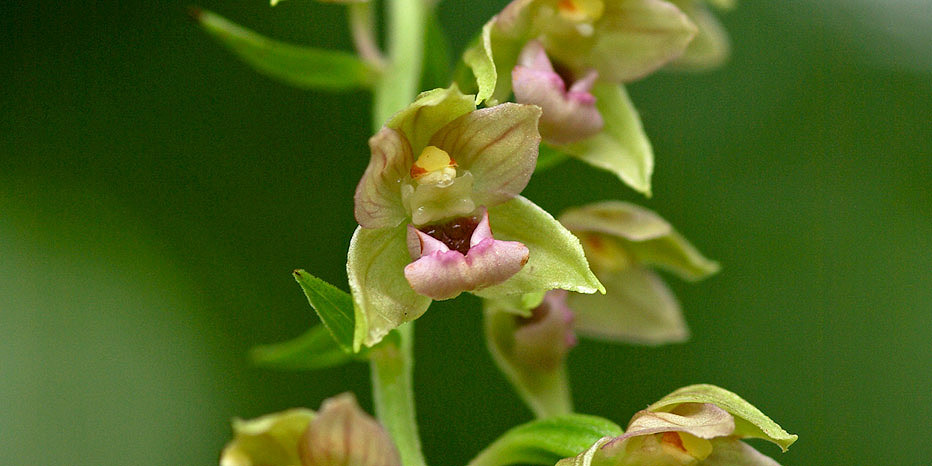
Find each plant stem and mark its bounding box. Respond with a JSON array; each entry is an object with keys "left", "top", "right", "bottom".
[
  {"left": 348, "top": 2, "right": 386, "bottom": 70},
  {"left": 372, "top": 0, "right": 426, "bottom": 129},
  {"left": 370, "top": 323, "right": 427, "bottom": 466},
  {"left": 368, "top": 2, "right": 427, "bottom": 464}
]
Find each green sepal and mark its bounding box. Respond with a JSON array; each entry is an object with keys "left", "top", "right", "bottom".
[
  {"left": 250, "top": 324, "right": 368, "bottom": 371},
  {"left": 192, "top": 8, "right": 375, "bottom": 91},
  {"left": 347, "top": 225, "right": 432, "bottom": 350},
  {"left": 563, "top": 84, "right": 654, "bottom": 196},
  {"left": 474, "top": 196, "right": 605, "bottom": 299},
  {"left": 648, "top": 384, "right": 798, "bottom": 451},
  {"left": 292, "top": 269, "right": 356, "bottom": 352},
  {"left": 467, "top": 415, "right": 624, "bottom": 466}
]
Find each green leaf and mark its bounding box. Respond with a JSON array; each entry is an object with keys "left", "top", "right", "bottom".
[
  {"left": 192, "top": 8, "right": 375, "bottom": 91},
  {"left": 420, "top": 11, "right": 452, "bottom": 91},
  {"left": 647, "top": 384, "right": 798, "bottom": 451},
  {"left": 250, "top": 324, "right": 365, "bottom": 371},
  {"left": 475, "top": 196, "right": 604, "bottom": 299},
  {"left": 292, "top": 270, "right": 356, "bottom": 352},
  {"left": 564, "top": 84, "right": 654, "bottom": 196},
  {"left": 468, "top": 415, "right": 623, "bottom": 466},
  {"left": 347, "top": 225, "right": 432, "bottom": 350}
]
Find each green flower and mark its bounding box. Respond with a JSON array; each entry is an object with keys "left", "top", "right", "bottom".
[
  {"left": 559, "top": 201, "right": 719, "bottom": 344},
  {"left": 558, "top": 384, "right": 797, "bottom": 466},
  {"left": 349, "top": 85, "right": 603, "bottom": 349},
  {"left": 464, "top": 0, "right": 699, "bottom": 195},
  {"left": 220, "top": 393, "right": 400, "bottom": 466}
]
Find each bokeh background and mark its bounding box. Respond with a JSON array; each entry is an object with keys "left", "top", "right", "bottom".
[{"left": 2, "top": 1, "right": 930, "bottom": 464}]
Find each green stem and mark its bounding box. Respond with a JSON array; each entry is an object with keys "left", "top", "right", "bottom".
[
  {"left": 370, "top": 324, "right": 427, "bottom": 466},
  {"left": 367, "top": 1, "right": 427, "bottom": 464},
  {"left": 372, "top": 0, "right": 426, "bottom": 129}
]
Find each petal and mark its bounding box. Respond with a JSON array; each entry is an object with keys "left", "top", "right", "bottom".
[
  {"left": 560, "top": 201, "right": 720, "bottom": 281},
  {"left": 429, "top": 103, "right": 542, "bottom": 207},
  {"left": 386, "top": 86, "right": 475, "bottom": 154},
  {"left": 407, "top": 224, "right": 450, "bottom": 258},
  {"left": 568, "top": 267, "right": 689, "bottom": 345},
  {"left": 554, "top": 437, "right": 614, "bottom": 466},
  {"left": 299, "top": 393, "right": 401, "bottom": 466},
  {"left": 622, "top": 403, "right": 735, "bottom": 440},
  {"left": 354, "top": 127, "right": 414, "bottom": 229},
  {"left": 647, "top": 385, "right": 798, "bottom": 451},
  {"left": 545, "top": 0, "right": 698, "bottom": 83},
  {"left": 563, "top": 84, "right": 654, "bottom": 196},
  {"left": 512, "top": 42, "right": 604, "bottom": 146},
  {"left": 220, "top": 408, "right": 315, "bottom": 466},
  {"left": 347, "top": 225, "right": 432, "bottom": 349},
  {"left": 476, "top": 196, "right": 605, "bottom": 298},
  {"left": 667, "top": 0, "right": 731, "bottom": 70},
  {"left": 702, "top": 438, "right": 783, "bottom": 466},
  {"left": 404, "top": 232, "right": 529, "bottom": 301}
]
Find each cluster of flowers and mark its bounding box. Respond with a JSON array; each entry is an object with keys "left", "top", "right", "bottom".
[{"left": 199, "top": 0, "right": 797, "bottom": 465}]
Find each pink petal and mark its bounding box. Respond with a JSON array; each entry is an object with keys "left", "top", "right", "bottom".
[
  {"left": 404, "top": 211, "right": 529, "bottom": 300},
  {"left": 512, "top": 41, "right": 604, "bottom": 146}
]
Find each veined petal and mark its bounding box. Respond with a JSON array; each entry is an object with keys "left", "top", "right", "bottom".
[
  {"left": 386, "top": 86, "right": 475, "bottom": 154},
  {"left": 647, "top": 384, "right": 798, "bottom": 451},
  {"left": 476, "top": 196, "right": 604, "bottom": 298},
  {"left": 430, "top": 103, "right": 542, "bottom": 207},
  {"left": 299, "top": 393, "right": 401, "bottom": 466},
  {"left": 545, "top": 0, "right": 697, "bottom": 83},
  {"left": 621, "top": 403, "right": 735, "bottom": 440},
  {"left": 513, "top": 41, "right": 604, "bottom": 146},
  {"left": 568, "top": 267, "right": 688, "bottom": 345},
  {"left": 560, "top": 201, "right": 720, "bottom": 281},
  {"left": 564, "top": 84, "right": 654, "bottom": 196},
  {"left": 702, "top": 438, "right": 783, "bottom": 466},
  {"left": 404, "top": 216, "right": 530, "bottom": 300},
  {"left": 347, "top": 225, "right": 431, "bottom": 349},
  {"left": 355, "top": 127, "right": 414, "bottom": 229}
]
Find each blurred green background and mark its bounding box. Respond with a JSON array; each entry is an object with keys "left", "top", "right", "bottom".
[{"left": 2, "top": 1, "right": 930, "bottom": 465}]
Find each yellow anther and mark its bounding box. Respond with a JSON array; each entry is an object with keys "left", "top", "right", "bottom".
[
  {"left": 557, "top": 0, "right": 604, "bottom": 22},
  {"left": 411, "top": 146, "right": 458, "bottom": 186}
]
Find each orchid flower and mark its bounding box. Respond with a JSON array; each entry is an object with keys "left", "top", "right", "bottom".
[
  {"left": 558, "top": 200, "right": 719, "bottom": 345},
  {"left": 484, "top": 201, "right": 716, "bottom": 416},
  {"left": 666, "top": 0, "right": 734, "bottom": 70},
  {"left": 464, "top": 0, "right": 699, "bottom": 194},
  {"left": 350, "top": 85, "right": 603, "bottom": 349},
  {"left": 557, "top": 384, "right": 797, "bottom": 466},
  {"left": 220, "top": 393, "right": 400, "bottom": 466}
]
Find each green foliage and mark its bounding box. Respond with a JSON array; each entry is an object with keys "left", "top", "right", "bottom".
[
  {"left": 250, "top": 324, "right": 364, "bottom": 370},
  {"left": 292, "top": 270, "right": 356, "bottom": 352},
  {"left": 468, "top": 415, "right": 623, "bottom": 466},
  {"left": 192, "top": 8, "right": 375, "bottom": 91}
]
